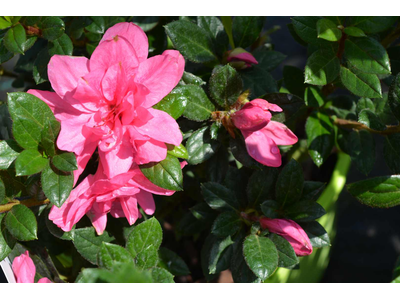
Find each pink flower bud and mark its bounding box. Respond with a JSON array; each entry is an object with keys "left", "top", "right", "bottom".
[
  {"left": 231, "top": 102, "right": 272, "bottom": 131},
  {"left": 227, "top": 47, "right": 258, "bottom": 69},
  {"left": 12, "top": 251, "right": 52, "bottom": 283},
  {"left": 260, "top": 217, "right": 313, "bottom": 256}
]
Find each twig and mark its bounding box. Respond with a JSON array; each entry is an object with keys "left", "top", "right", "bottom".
[{"left": 0, "top": 198, "right": 50, "bottom": 213}]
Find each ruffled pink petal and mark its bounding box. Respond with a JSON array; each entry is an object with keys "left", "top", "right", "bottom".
[
  {"left": 73, "top": 77, "right": 104, "bottom": 112},
  {"left": 110, "top": 201, "right": 125, "bottom": 218},
  {"left": 12, "top": 251, "right": 35, "bottom": 283},
  {"left": 136, "top": 190, "right": 155, "bottom": 215},
  {"left": 87, "top": 202, "right": 109, "bottom": 235},
  {"left": 231, "top": 104, "right": 271, "bottom": 132},
  {"left": 48, "top": 55, "right": 90, "bottom": 98},
  {"left": 242, "top": 129, "right": 282, "bottom": 167},
  {"left": 38, "top": 278, "right": 52, "bottom": 283},
  {"left": 263, "top": 121, "right": 298, "bottom": 146},
  {"left": 135, "top": 50, "right": 185, "bottom": 108},
  {"left": 100, "top": 22, "right": 148, "bottom": 63},
  {"left": 134, "top": 108, "right": 182, "bottom": 146},
  {"left": 134, "top": 138, "right": 168, "bottom": 165},
  {"left": 120, "top": 196, "right": 139, "bottom": 225},
  {"left": 101, "top": 63, "right": 128, "bottom": 102},
  {"left": 251, "top": 99, "right": 283, "bottom": 112}
]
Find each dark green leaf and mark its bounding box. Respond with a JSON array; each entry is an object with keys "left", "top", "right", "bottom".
[
  {"left": 343, "top": 27, "right": 366, "bottom": 37},
  {"left": 153, "top": 90, "right": 188, "bottom": 120},
  {"left": 211, "top": 211, "right": 241, "bottom": 237},
  {"left": 158, "top": 247, "right": 190, "bottom": 276},
  {"left": 33, "top": 48, "right": 51, "bottom": 84},
  {"left": 304, "top": 86, "right": 325, "bottom": 107},
  {"left": 151, "top": 267, "right": 174, "bottom": 283},
  {"left": 197, "top": 16, "right": 228, "bottom": 57},
  {"left": 374, "top": 93, "right": 398, "bottom": 126},
  {"left": 347, "top": 176, "right": 400, "bottom": 208},
  {"left": 201, "top": 182, "right": 240, "bottom": 212},
  {"left": 388, "top": 47, "right": 400, "bottom": 76},
  {"left": 165, "top": 20, "right": 218, "bottom": 63},
  {"left": 15, "top": 149, "right": 47, "bottom": 176},
  {"left": 247, "top": 168, "right": 278, "bottom": 208},
  {"left": 340, "top": 66, "right": 382, "bottom": 98},
  {"left": 240, "top": 66, "right": 278, "bottom": 98},
  {"left": 98, "top": 242, "right": 133, "bottom": 270},
  {"left": 284, "top": 201, "right": 326, "bottom": 222},
  {"left": 300, "top": 181, "right": 326, "bottom": 202},
  {"left": 305, "top": 46, "right": 340, "bottom": 85},
  {"left": 52, "top": 152, "right": 78, "bottom": 172},
  {"left": 209, "top": 65, "right": 242, "bottom": 107},
  {"left": 140, "top": 154, "right": 183, "bottom": 191},
  {"left": 275, "top": 159, "right": 304, "bottom": 207},
  {"left": 269, "top": 233, "right": 299, "bottom": 269},
  {"left": 358, "top": 109, "right": 386, "bottom": 131},
  {"left": 283, "top": 66, "right": 306, "bottom": 98},
  {"left": 181, "top": 71, "right": 206, "bottom": 86},
  {"left": 45, "top": 209, "right": 74, "bottom": 241},
  {"left": 348, "top": 130, "right": 375, "bottom": 175},
  {"left": 3, "top": 24, "right": 26, "bottom": 54},
  {"left": 243, "top": 235, "right": 278, "bottom": 280},
  {"left": 317, "top": 18, "right": 342, "bottom": 42},
  {"left": 356, "top": 97, "right": 375, "bottom": 115},
  {"left": 5, "top": 204, "right": 37, "bottom": 241},
  {"left": 186, "top": 126, "right": 220, "bottom": 165},
  {"left": 300, "top": 221, "right": 330, "bottom": 248},
  {"left": 0, "top": 42, "right": 14, "bottom": 64},
  {"left": 131, "top": 16, "right": 159, "bottom": 32},
  {"left": 48, "top": 33, "right": 73, "bottom": 56},
  {"left": 229, "top": 135, "right": 262, "bottom": 169},
  {"left": 40, "top": 118, "right": 60, "bottom": 157},
  {"left": 305, "top": 111, "right": 335, "bottom": 167},
  {"left": 232, "top": 16, "right": 265, "bottom": 48},
  {"left": 389, "top": 73, "right": 400, "bottom": 121},
  {"left": 208, "top": 235, "right": 233, "bottom": 275},
  {"left": 177, "top": 85, "right": 215, "bottom": 121},
  {"left": 265, "top": 93, "right": 306, "bottom": 124},
  {"left": 260, "top": 200, "right": 280, "bottom": 219},
  {"left": 86, "top": 17, "right": 106, "bottom": 34},
  {"left": 349, "top": 17, "right": 398, "bottom": 34},
  {"left": 0, "top": 178, "right": 4, "bottom": 203},
  {"left": 291, "top": 16, "right": 321, "bottom": 44},
  {"left": 253, "top": 48, "right": 286, "bottom": 72},
  {"left": 0, "top": 140, "right": 21, "bottom": 170},
  {"left": 73, "top": 227, "right": 114, "bottom": 265},
  {"left": 40, "top": 16, "right": 65, "bottom": 40},
  {"left": 41, "top": 163, "right": 73, "bottom": 207},
  {"left": 384, "top": 134, "right": 400, "bottom": 174},
  {"left": 0, "top": 213, "right": 16, "bottom": 261}
]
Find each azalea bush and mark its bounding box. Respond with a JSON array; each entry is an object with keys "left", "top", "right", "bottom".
[{"left": 1, "top": 16, "right": 400, "bottom": 283}]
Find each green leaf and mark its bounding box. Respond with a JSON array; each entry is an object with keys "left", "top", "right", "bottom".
[
  {"left": 358, "top": 109, "right": 386, "bottom": 131},
  {"left": 40, "top": 16, "right": 65, "bottom": 40},
  {"left": 151, "top": 267, "right": 174, "bottom": 283},
  {"left": 247, "top": 168, "right": 278, "bottom": 208},
  {"left": 388, "top": 47, "right": 400, "bottom": 76},
  {"left": 300, "top": 221, "right": 330, "bottom": 248},
  {"left": 3, "top": 24, "right": 26, "bottom": 54},
  {"left": 232, "top": 16, "right": 265, "bottom": 48},
  {"left": 347, "top": 176, "right": 400, "bottom": 208},
  {"left": 52, "top": 152, "right": 78, "bottom": 172},
  {"left": 45, "top": 210, "right": 74, "bottom": 241},
  {"left": 181, "top": 71, "right": 206, "bottom": 86},
  {"left": 240, "top": 66, "right": 278, "bottom": 98},
  {"left": 15, "top": 149, "right": 47, "bottom": 176},
  {"left": 73, "top": 227, "right": 114, "bottom": 264},
  {"left": 343, "top": 27, "right": 366, "bottom": 37},
  {"left": 0, "top": 140, "right": 21, "bottom": 170},
  {"left": 7, "top": 92, "right": 56, "bottom": 149},
  {"left": 158, "top": 247, "right": 190, "bottom": 276},
  {"left": 356, "top": 97, "right": 375, "bottom": 115},
  {"left": 5, "top": 204, "right": 37, "bottom": 241},
  {"left": 165, "top": 20, "right": 218, "bottom": 63},
  {"left": 260, "top": 200, "right": 280, "bottom": 219},
  {"left": 384, "top": 134, "right": 400, "bottom": 174},
  {"left": 98, "top": 242, "right": 133, "bottom": 270},
  {"left": 283, "top": 66, "right": 306, "bottom": 98},
  {"left": 153, "top": 90, "right": 188, "bottom": 120},
  {"left": 229, "top": 135, "right": 262, "bottom": 169},
  {"left": 206, "top": 147, "right": 229, "bottom": 184},
  {"left": 349, "top": 16, "right": 398, "bottom": 34},
  {"left": 0, "top": 17, "right": 11, "bottom": 29},
  {"left": 0, "top": 178, "right": 4, "bottom": 203},
  {"left": 253, "top": 48, "right": 286, "bottom": 72},
  {"left": 345, "top": 37, "right": 391, "bottom": 75},
  {"left": 348, "top": 130, "right": 375, "bottom": 175},
  {"left": 85, "top": 16, "right": 106, "bottom": 34},
  {"left": 131, "top": 16, "right": 159, "bottom": 32},
  {"left": 211, "top": 211, "right": 241, "bottom": 238},
  {"left": 126, "top": 217, "right": 163, "bottom": 257},
  {"left": 284, "top": 201, "right": 326, "bottom": 222},
  {"left": 197, "top": 16, "right": 229, "bottom": 57},
  {"left": 135, "top": 244, "right": 159, "bottom": 269},
  {"left": 305, "top": 111, "right": 335, "bottom": 167},
  {"left": 300, "top": 181, "right": 326, "bottom": 202},
  {"left": 40, "top": 118, "right": 61, "bottom": 157},
  {"left": 48, "top": 33, "right": 73, "bottom": 56},
  {"left": 269, "top": 234, "right": 299, "bottom": 269},
  {"left": 209, "top": 65, "right": 242, "bottom": 107},
  {"left": 304, "top": 46, "right": 340, "bottom": 85},
  {"left": 340, "top": 66, "right": 382, "bottom": 98},
  {"left": 317, "top": 18, "right": 342, "bottom": 42},
  {"left": 304, "top": 86, "right": 325, "bottom": 107},
  {"left": 201, "top": 182, "right": 240, "bottom": 211},
  {"left": 291, "top": 16, "right": 321, "bottom": 44},
  {"left": 0, "top": 213, "right": 16, "bottom": 261},
  {"left": 265, "top": 93, "right": 306, "bottom": 124},
  {"left": 33, "top": 48, "right": 51, "bottom": 84},
  {"left": 186, "top": 126, "right": 220, "bottom": 165},
  {"left": 208, "top": 235, "right": 233, "bottom": 275},
  {"left": 140, "top": 154, "right": 183, "bottom": 191},
  {"left": 0, "top": 42, "right": 14, "bottom": 64},
  {"left": 177, "top": 85, "right": 215, "bottom": 121},
  {"left": 166, "top": 143, "right": 188, "bottom": 160},
  {"left": 389, "top": 73, "right": 400, "bottom": 121},
  {"left": 275, "top": 159, "right": 304, "bottom": 208},
  {"left": 41, "top": 163, "right": 73, "bottom": 208},
  {"left": 243, "top": 235, "right": 278, "bottom": 280}
]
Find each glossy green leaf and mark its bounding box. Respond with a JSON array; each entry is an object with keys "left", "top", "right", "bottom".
[
  {"left": 340, "top": 66, "right": 382, "bottom": 98},
  {"left": 343, "top": 27, "right": 366, "bottom": 37},
  {"left": 348, "top": 130, "right": 375, "bottom": 175},
  {"left": 126, "top": 217, "right": 163, "bottom": 257},
  {"left": 166, "top": 143, "right": 188, "bottom": 160},
  {"left": 317, "top": 18, "right": 342, "bottom": 42},
  {"left": 300, "top": 181, "right": 326, "bottom": 202},
  {"left": 300, "top": 221, "right": 330, "bottom": 248},
  {"left": 253, "top": 48, "right": 286, "bottom": 72},
  {"left": 52, "top": 152, "right": 78, "bottom": 172},
  {"left": 304, "top": 86, "right": 325, "bottom": 107},
  {"left": 3, "top": 24, "right": 26, "bottom": 54},
  {"left": 232, "top": 16, "right": 265, "bottom": 48},
  {"left": 0, "top": 17, "right": 11, "bottom": 29},
  {"left": 177, "top": 85, "right": 215, "bottom": 121},
  {"left": 305, "top": 46, "right": 340, "bottom": 85},
  {"left": 40, "top": 118, "right": 60, "bottom": 157},
  {"left": 186, "top": 126, "right": 220, "bottom": 165},
  {"left": 345, "top": 37, "right": 391, "bottom": 75},
  {"left": 158, "top": 247, "right": 190, "bottom": 276},
  {"left": 291, "top": 16, "right": 321, "bottom": 44},
  {"left": 165, "top": 20, "right": 218, "bottom": 63},
  {"left": 305, "top": 111, "right": 335, "bottom": 167},
  {"left": 73, "top": 227, "right": 114, "bottom": 265},
  {"left": 5, "top": 204, "right": 37, "bottom": 241},
  {"left": 153, "top": 90, "right": 188, "bottom": 120},
  {"left": 201, "top": 182, "right": 240, "bottom": 212},
  {"left": 86, "top": 16, "right": 106, "bottom": 34},
  {"left": 243, "top": 235, "right": 278, "bottom": 281},
  {"left": 0, "top": 140, "right": 21, "bottom": 170},
  {"left": 48, "top": 33, "right": 73, "bottom": 56},
  {"left": 389, "top": 73, "right": 400, "bottom": 121},
  {"left": 181, "top": 71, "right": 206, "bottom": 86},
  {"left": 40, "top": 16, "right": 65, "bottom": 40},
  {"left": 209, "top": 65, "right": 242, "bottom": 107},
  {"left": 240, "top": 66, "right": 278, "bottom": 98},
  {"left": 349, "top": 16, "right": 398, "bottom": 34},
  {"left": 33, "top": 48, "right": 51, "bottom": 84},
  {"left": 98, "top": 242, "right": 133, "bottom": 270},
  {"left": 275, "top": 159, "right": 304, "bottom": 207},
  {"left": 41, "top": 163, "right": 73, "bottom": 208},
  {"left": 269, "top": 233, "right": 299, "bottom": 269},
  {"left": 284, "top": 201, "right": 326, "bottom": 222},
  {"left": 356, "top": 97, "right": 375, "bottom": 115},
  {"left": 208, "top": 235, "right": 233, "bottom": 275},
  {"left": 260, "top": 200, "right": 280, "bottom": 219},
  {"left": 347, "top": 176, "right": 400, "bottom": 208},
  {"left": 0, "top": 41, "right": 14, "bottom": 64},
  {"left": 151, "top": 267, "right": 174, "bottom": 283},
  {"left": 0, "top": 213, "right": 16, "bottom": 261},
  {"left": 247, "top": 168, "right": 278, "bottom": 208},
  {"left": 140, "top": 154, "right": 183, "bottom": 191},
  {"left": 131, "top": 16, "right": 159, "bottom": 32},
  {"left": 15, "top": 149, "right": 47, "bottom": 176},
  {"left": 211, "top": 211, "right": 241, "bottom": 238},
  {"left": 384, "top": 134, "right": 400, "bottom": 174},
  {"left": 135, "top": 244, "right": 159, "bottom": 269},
  {"left": 197, "top": 16, "right": 228, "bottom": 57},
  {"left": 358, "top": 109, "right": 386, "bottom": 131}
]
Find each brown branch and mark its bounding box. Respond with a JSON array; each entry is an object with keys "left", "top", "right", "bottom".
[
  {"left": 0, "top": 198, "right": 50, "bottom": 214},
  {"left": 334, "top": 118, "right": 400, "bottom": 135}
]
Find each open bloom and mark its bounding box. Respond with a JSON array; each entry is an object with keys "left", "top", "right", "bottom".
[
  {"left": 49, "top": 161, "right": 187, "bottom": 235},
  {"left": 260, "top": 217, "right": 313, "bottom": 256},
  {"left": 28, "top": 22, "right": 185, "bottom": 182},
  {"left": 227, "top": 47, "right": 258, "bottom": 69},
  {"left": 231, "top": 99, "right": 298, "bottom": 167},
  {"left": 12, "top": 251, "right": 52, "bottom": 283}
]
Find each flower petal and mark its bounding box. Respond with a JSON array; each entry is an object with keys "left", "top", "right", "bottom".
[
  {"left": 12, "top": 251, "right": 35, "bottom": 283},
  {"left": 134, "top": 138, "right": 167, "bottom": 165},
  {"left": 136, "top": 190, "right": 155, "bottom": 215},
  {"left": 99, "top": 136, "right": 134, "bottom": 178},
  {"left": 120, "top": 196, "right": 139, "bottom": 225},
  {"left": 38, "top": 277, "right": 52, "bottom": 283},
  {"left": 232, "top": 104, "right": 271, "bottom": 131},
  {"left": 251, "top": 99, "right": 282, "bottom": 112},
  {"left": 263, "top": 121, "right": 298, "bottom": 146}
]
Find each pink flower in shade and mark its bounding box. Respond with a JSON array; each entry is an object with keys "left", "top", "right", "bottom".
[
  {"left": 28, "top": 22, "right": 185, "bottom": 183},
  {"left": 12, "top": 251, "right": 52, "bottom": 283},
  {"left": 49, "top": 161, "right": 187, "bottom": 235},
  {"left": 260, "top": 217, "right": 313, "bottom": 256},
  {"left": 227, "top": 47, "right": 258, "bottom": 69},
  {"left": 231, "top": 99, "right": 298, "bottom": 167}
]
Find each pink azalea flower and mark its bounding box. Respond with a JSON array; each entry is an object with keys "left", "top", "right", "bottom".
[
  {"left": 231, "top": 99, "right": 298, "bottom": 167},
  {"left": 227, "top": 47, "right": 258, "bottom": 69},
  {"left": 260, "top": 217, "right": 313, "bottom": 256},
  {"left": 28, "top": 22, "right": 185, "bottom": 183},
  {"left": 49, "top": 161, "right": 187, "bottom": 235},
  {"left": 12, "top": 251, "right": 52, "bottom": 283}
]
